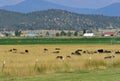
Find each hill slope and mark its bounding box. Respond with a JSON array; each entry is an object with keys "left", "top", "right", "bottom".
[{"left": 0, "top": 9, "right": 120, "bottom": 31}]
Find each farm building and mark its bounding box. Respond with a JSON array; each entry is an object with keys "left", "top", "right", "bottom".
[
  {"left": 25, "top": 33, "right": 39, "bottom": 37},
  {"left": 102, "top": 32, "right": 116, "bottom": 36},
  {"left": 83, "top": 33, "right": 94, "bottom": 37}
]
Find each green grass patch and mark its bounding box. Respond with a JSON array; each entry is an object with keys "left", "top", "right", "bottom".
[
  {"left": 1, "top": 68, "right": 120, "bottom": 81},
  {"left": 0, "top": 37, "right": 119, "bottom": 45}
]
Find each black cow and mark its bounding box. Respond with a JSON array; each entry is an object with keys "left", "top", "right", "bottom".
[
  {"left": 13, "top": 48, "right": 17, "bottom": 51},
  {"left": 71, "top": 50, "right": 81, "bottom": 55},
  {"left": 44, "top": 48, "right": 48, "bottom": 52},
  {"left": 25, "top": 50, "right": 29, "bottom": 53},
  {"left": 75, "top": 50, "right": 81, "bottom": 55},
  {"left": 98, "top": 49, "right": 104, "bottom": 53},
  {"left": 8, "top": 49, "right": 13, "bottom": 52},
  {"left": 83, "top": 51, "right": 87, "bottom": 54},
  {"left": 56, "top": 56, "right": 64, "bottom": 60},
  {"left": 115, "top": 51, "right": 120, "bottom": 54}
]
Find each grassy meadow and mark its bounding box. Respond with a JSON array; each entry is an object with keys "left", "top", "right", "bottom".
[
  {"left": 0, "top": 44, "right": 120, "bottom": 80},
  {"left": 0, "top": 44, "right": 120, "bottom": 76}
]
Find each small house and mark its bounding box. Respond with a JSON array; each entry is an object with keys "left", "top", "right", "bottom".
[{"left": 102, "top": 32, "right": 116, "bottom": 36}]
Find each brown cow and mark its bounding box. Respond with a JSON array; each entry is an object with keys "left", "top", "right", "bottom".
[
  {"left": 104, "top": 55, "right": 115, "bottom": 59},
  {"left": 53, "top": 51, "right": 60, "bottom": 54}
]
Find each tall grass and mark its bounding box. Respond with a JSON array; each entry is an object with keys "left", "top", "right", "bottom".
[
  {"left": 0, "top": 45, "right": 120, "bottom": 76},
  {"left": 84, "top": 59, "right": 107, "bottom": 70}
]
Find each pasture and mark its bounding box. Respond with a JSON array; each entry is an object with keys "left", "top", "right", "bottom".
[
  {"left": 0, "top": 37, "right": 119, "bottom": 44},
  {"left": 1, "top": 44, "right": 120, "bottom": 80},
  {"left": 0, "top": 45, "right": 120, "bottom": 74}
]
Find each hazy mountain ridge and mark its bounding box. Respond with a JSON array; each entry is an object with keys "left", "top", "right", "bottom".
[
  {"left": 0, "top": 0, "right": 83, "bottom": 13},
  {"left": 0, "top": 9, "right": 120, "bottom": 31},
  {"left": 94, "top": 3, "right": 120, "bottom": 16},
  {"left": 1, "top": 0, "right": 120, "bottom": 16}
]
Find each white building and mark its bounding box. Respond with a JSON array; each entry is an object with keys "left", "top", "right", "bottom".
[{"left": 83, "top": 33, "right": 94, "bottom": 37}]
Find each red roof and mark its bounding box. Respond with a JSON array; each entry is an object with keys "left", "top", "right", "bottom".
[{"left": 103, "top": 32, "right": 116, "bottom": 35}]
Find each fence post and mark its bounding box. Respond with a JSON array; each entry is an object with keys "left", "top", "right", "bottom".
[
  {"left": 34, "top": 59, "right": 38, "bottom": 70},
  {"left": 2, "top": 60, "right": 6, "bottom": 72}
]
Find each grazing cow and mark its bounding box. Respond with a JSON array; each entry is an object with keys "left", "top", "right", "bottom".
[
  {"left": 115, "top": 51, "right": 120, "bottom": 54},
  {"left": 71, "top": 50, "right": 81, "bottom": 55},
  {"left": 98, "top": 49, "right": 104, "bottom": 53},
  {"left": 75, "top": 50, "right": 81, "bottom": 55},
  {"left": 13, "top": 48, "right": 17, "bottom": 51},
  {"left": 66, "top": 55, "right": 71, "bottom": 58},
  {"left": 56, "top": 56, "right": 64, "bottom": 60},
  {"left": 44, "top": 48, "right": 48, "bottom": 52},
  {"left": 25, "top": 50, "right": 29, "bottom": 53},
  {"left": 8, "top": 49, "right": 13, "bottom": 52},
  {"left": 55, "top": 48, "right": 61, "bottom": 50},
  {"left": 104, "top": 55, "right": 115, "bottom": 59},
  {"left": 9, "top": 48, "right": 17, "bottom": 53},
  {"left": 71, "top": 52, "right": 75, "bottom": 55},
  {"left": 94, "top": 51, "right": 98, "bottom": 54},
  {"left": 104, "top": 50, "right": 111, "bottom": 53},
  {"left": 83, "top": 51, "right": 87, "bottom": 54},
  {"left": 53, "top": 51, "right": 60, "bottom": 54}
]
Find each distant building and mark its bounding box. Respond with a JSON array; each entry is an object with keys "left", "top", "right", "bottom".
[
  {"left": 0, "top": 33, "right": 5, "bottom": 37},
  {"left": 83, "top": 33, "right": 94, "bottom": 37},
  {"left": 102, "top": 32, "right": 116, "bottom": 36},
  {"left": 25, "top": 33, "right": 39, "bottom": 37}
]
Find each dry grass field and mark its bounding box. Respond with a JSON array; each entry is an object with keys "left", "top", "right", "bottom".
[{"left": 0, "top": 44, "right": 120, "bottom": 76}]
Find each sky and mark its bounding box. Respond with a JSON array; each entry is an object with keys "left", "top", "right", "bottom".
[
  {"left": 0, "top": 0, "right": 24, "bottom": 7},
  {"left": 0, "top": 0, "right": 120, "bottom": 9},
  {"left": 45, "top": 0, "right": 120, "bottom": 9}
]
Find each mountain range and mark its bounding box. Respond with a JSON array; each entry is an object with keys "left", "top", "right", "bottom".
[
  {"left": 0, "top": 9, "right": 120, "bottom": 31},
  {"left": 0, "top": 0, "right": 120, "bottom": 16}
]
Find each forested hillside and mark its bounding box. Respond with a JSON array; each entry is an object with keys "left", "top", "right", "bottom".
[{"left": 0, "top": 9, "right": 120, "bottom": 31}]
